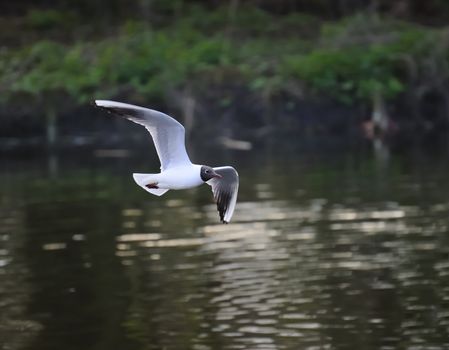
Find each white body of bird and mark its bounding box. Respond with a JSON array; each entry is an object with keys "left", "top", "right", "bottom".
[{"left": 133, "top": 164, "right": 203, "bottom": 193}]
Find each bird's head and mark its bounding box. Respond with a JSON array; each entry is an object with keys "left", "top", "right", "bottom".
[{"left": 200, "top": 166, "right": 222, "bottom": 182}]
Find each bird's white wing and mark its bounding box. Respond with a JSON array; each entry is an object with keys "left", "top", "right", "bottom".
[
  {"left": 95, "top": 100, "right": 191, "bottom": 170},
  {"left": 207, "top": 166, "right": 239, "bottom": 223}
]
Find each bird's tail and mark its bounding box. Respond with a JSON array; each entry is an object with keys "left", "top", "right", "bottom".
[{"left": 133, "top": 173, "right": 169, "bottom": 196}]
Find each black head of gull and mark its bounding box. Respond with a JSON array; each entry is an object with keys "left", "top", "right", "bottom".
[
  {"left": 95, "top": 100, "right": 239, "bottom": 224},
  {"left": 200, "top": 166, "right": 222, "bottom": 182}
]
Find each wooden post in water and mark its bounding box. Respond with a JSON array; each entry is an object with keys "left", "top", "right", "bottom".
[
  {"left": 371, "top": 91, "right": 389, "bottom": 136},
  {"left": 45, "top": 107, "right": 57, "bottom": 147}
]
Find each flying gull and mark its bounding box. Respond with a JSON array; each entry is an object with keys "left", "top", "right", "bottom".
[{"left": 95, "top": 100, "right": 239, "bottom": 223}]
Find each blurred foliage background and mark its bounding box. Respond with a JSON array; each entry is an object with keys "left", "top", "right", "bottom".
[{"left": 1, "top": 0, "right": 449, "bottom": 143}]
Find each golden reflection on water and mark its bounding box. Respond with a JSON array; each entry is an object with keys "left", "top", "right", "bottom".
[
  {"left": 113, "top": 194, "right": 449, "bottom": 349},
  {"left": 2, "top": 149, "right": 449, "bottom": 350},
  {"left": 0, "top": 205, "right": 42, "bottom": 349}
]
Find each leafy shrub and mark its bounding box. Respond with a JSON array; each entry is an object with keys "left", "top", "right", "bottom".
[
  {"left": 282, "top": 15, "right": 441, "bottom": 103},
  {"left": 283, "top": 47, "right": 404, "bottom": 103}
]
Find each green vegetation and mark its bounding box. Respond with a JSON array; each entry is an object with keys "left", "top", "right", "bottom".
[
  {"left": 1, "top": 2, "right": 449, "bottom": 120},
  {"left": 283, "top": 15, "right": 445, "bottom": 104}
]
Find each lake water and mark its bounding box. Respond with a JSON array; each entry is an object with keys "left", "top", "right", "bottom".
[{"left": 2, "top": 139, "right": 449, "bottom": 350}]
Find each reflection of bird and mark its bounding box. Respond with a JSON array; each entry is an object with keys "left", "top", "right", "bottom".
[{"left": 95, "top": 100, "right": 239, "bottom": 223}]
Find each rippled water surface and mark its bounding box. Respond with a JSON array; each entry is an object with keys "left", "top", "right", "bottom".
[{"left": 2, "top": 142, "right": 449, "bottom": 350}]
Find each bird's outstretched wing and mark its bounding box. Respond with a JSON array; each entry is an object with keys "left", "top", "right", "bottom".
[
  {"left": 207, "top": 166, "right": 239, "bottom": 223},
  {"left": 95, "top": 100, "right": 191, "bottom": 171}
]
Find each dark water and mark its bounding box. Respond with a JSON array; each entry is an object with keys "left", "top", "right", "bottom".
[{"left": 2, "top": 140, "right": 449, "bottom": 350}]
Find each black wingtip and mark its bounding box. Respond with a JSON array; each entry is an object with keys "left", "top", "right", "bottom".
[
  {"left": 96, "top": 105, "right": 111, "bottom": 113},
  {"left": 93, "top": 102, "right": 112, "bottom": 113},
  {"left": 94, "top": 104, "right": 134, "bottom": 119}
]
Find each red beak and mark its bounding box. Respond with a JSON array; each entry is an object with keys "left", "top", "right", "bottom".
[{"left": 212, "top": 172, "right": 222, "bottom": 179}]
